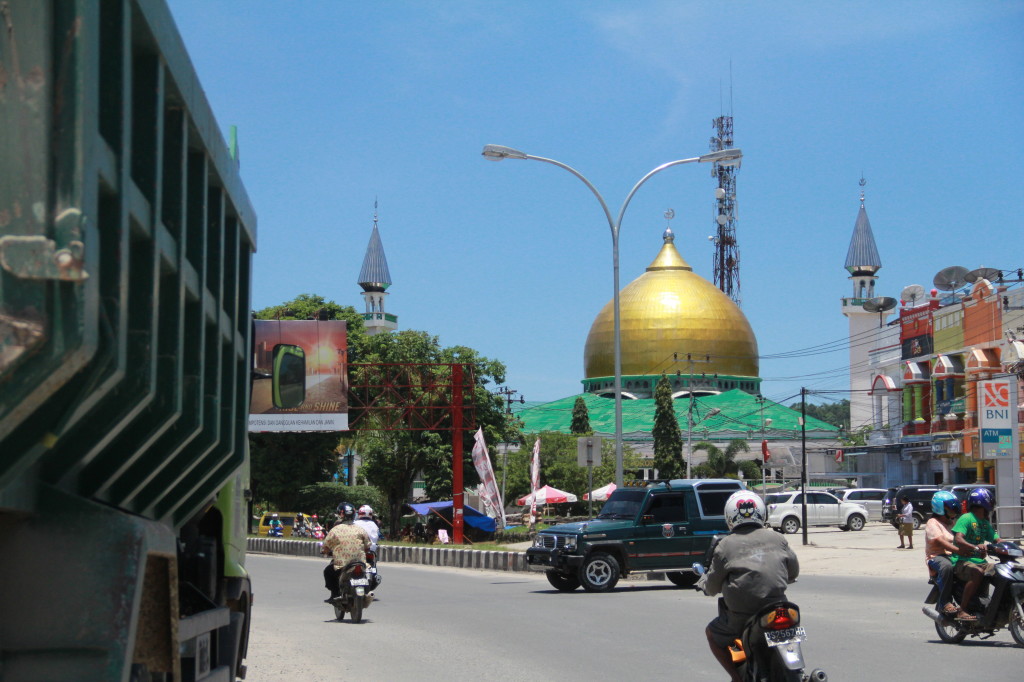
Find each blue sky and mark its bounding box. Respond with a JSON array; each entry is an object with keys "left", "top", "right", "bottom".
[{"left": 170, "top": 1, "right": 1023, "bottom": 407}]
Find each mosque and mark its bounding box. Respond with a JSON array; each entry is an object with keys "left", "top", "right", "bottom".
[
  {"left": 352, "top": 202, "right": 842, "bottom": 482},
  {"left": 513, "top": 223, "right": 841, "bottom": 480}
]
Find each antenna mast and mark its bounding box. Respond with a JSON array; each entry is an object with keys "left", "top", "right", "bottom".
[{"left": 710, "top": 114, "right": 741, "bottom": 306}]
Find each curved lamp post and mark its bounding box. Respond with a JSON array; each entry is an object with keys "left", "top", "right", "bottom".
[{"left": 482, "top": 144, "right": 742, "bottom": 485}]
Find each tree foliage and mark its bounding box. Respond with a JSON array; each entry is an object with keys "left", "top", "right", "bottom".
[
  {"left": 570, "top": 397, "right": 591, "bottom": 435},
  {"left": 249, "top": 431, "right": 341, "bottom": 510},
  {"left": 790, "top": 399, "right": 850, "bottom": 431},
  {"left": 351, "top": 330, "right": 509, "bottom": 535},
  {"left": 294, "top": 482, "right": 386, "bottom": 527},
  {"left": 652, "top": 376, "right": 684, "bottom": 479},
  {"left": 692, "top": 439, "right": 751, "bottom": 479}
]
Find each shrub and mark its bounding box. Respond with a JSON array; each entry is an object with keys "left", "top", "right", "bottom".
[{"left": 294, "top": 482, "right": 387, "bottom": 526}]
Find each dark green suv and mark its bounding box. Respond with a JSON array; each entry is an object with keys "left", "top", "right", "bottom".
[{"left": 525, "top": 479, "right": 744, "bottom": 592}]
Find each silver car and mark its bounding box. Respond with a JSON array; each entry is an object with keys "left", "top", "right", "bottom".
[{"left": 837, "top": 488, "right": 888, "bottom": 522}]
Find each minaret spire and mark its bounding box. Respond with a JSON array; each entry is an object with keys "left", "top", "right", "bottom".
[
  {"left": 358, "top": 201, "right": 397, "bottom": 336},
  {"left": 841, "top": 176, "right": 888, "bottom": 430}
]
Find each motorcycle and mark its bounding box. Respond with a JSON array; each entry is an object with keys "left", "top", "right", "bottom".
[
  {"left": 330, "top": 559, "right": 374, "bottom": 624},
  {"left": 268, "top": 525, "right": 284, "bottom": 538},
  {"left": 693, "top": 562, "right": 827, "bottom": 682},
  {"left": 312, "top": 523, "right": 325, "bottom": 540},
  {"left": 921, "top": 540, "right": 1024, "bottom": 646},
  {"left": 366, "top": 550, "right": 382, "bottom": 591}
]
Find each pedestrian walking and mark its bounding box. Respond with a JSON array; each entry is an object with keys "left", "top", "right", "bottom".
[{"left": 897, "top": 495, "right": 914, "bottom": 549}]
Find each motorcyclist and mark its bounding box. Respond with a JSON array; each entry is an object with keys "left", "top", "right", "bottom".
[
  {"left": 924, "top": 491, "right": 960, "bottom": 615},
  {"left": 321, "top": 502, "right": 370, "bottom": 603},
  {"left": 269, "top": 513, "right": 283, "bottom": 536},
  {"left": 354, "top": 505, "right": 381, "bottom": 553},
  {"left": 950, "top": 487, "right": 999, "bottom": 621},
  {"left": 702, "top": 491, "right": 799, "bottom": 682}
]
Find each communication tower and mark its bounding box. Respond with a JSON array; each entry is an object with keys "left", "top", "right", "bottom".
[{"left": 710, "top": 115, "right": 741, "bottom": 306}]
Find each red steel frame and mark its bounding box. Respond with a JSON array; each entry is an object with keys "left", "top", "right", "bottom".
[{"left": 348, "top": 363, "right": 477, "bottom": 543}]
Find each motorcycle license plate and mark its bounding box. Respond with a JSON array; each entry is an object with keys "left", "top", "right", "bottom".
[
  {"left": 350, "top": 578, "right": 370, "bottom": 586},
  {"left": 764, "top": 627, "right": 806, "bottom": 647}
]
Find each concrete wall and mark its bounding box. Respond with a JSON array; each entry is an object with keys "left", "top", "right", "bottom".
[{"left": 247, "top": 537, "right": 530, "bottom": 572}]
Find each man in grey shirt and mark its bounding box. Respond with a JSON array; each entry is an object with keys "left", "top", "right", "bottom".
[{"left": 702, "top": 492, "right": 799, "bottom": 682}]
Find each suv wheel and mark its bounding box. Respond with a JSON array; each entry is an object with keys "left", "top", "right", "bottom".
[
  {"left": 579, "top": 552, "right": 620, "bottom": 592},
  {"left": 845, "top": 514, "right": 866, "bottom": 532},
  {"left": 545, "top": 570, "right": 581, "bottom": 592},
  {"left": 780, "top": 517, "right": 801, "bottom": 534},
  {"left": 666, "top": 571, "right": 700, "bottom": 588}
]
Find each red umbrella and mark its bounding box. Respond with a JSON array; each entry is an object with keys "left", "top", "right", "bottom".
[
  {"left": 583, "top": 482, "right": 617, "bottom": 502},
  {"left": 516, "top": 485, "right": 578, "bottom": 506}
]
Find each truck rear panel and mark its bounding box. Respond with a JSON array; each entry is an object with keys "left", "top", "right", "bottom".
[{"left": 0, "top": 1, "right": 256, "bottom": 678}]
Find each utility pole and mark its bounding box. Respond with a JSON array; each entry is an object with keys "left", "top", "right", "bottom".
[
  {"left": 494, "top": 386, "right": 524, "bottom": 509},
  {"left": 801, "top": 387, "right": 808, "bottom": 546}
]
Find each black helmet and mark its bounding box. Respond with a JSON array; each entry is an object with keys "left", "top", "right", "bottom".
[{"left": 336, "top": 502, "right": 356, "bottom": 523}]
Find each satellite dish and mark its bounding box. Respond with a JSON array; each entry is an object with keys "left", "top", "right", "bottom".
[
  {"left": 862, "top": 296, "right": 897, "bottom": 327},
  {"left": 965, "top": 267, "right": 1001, "bottom": 284},
  {"left": 863, "top": 296, "right": 897, "bottom": 313},
  {"left": 933, "top": 266, "right": 969, "bottom": 292},
  {"left": 900, "top": 284, "right": 926, "bottom": 306}
]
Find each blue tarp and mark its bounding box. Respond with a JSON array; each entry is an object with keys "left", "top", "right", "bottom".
[{"left": 404, "top": 501, "right": 496, "bottom": 533}]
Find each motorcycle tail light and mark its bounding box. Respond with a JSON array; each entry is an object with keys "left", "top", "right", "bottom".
[
  {"left": 352, "top": 564, "right": 364, "bottom": 577},
  {"left": 761, "top": 606, "right": 800, "bottom": 631},
  {"left": 366, "top": 551, "right": 376, "bottom": 562}
]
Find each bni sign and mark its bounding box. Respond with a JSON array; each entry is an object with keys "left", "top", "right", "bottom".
[{"left": 977, "top": 378, "right": 1018, "bottom": 459}]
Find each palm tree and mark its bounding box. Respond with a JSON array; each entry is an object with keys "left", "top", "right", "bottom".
[{"left": 692, "top": 439, "right": 750, "bottom": 478}]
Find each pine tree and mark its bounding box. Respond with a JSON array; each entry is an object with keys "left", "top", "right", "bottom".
[
  {"left": 652, "top": 375, "right": 684, "bottom": 479},
  {"left": 570, "top": 396, "right": 591, "bottom": 435}
]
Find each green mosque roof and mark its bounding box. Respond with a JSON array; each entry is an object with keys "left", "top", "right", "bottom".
[{"left": 513, "top": 390, "right": 839, "bottom": 440}]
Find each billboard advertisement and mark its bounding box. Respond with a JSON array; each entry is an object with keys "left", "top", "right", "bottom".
[
  {"left": 249, "top": 319, "right": 348, "bottom": 432},
  {"left": 977, "top": 378, "right": 1018, "bottom": 460}
]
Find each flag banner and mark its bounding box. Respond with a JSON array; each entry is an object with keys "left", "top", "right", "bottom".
[
  {"left": 530, "top": 438, "right": 541, "bottom": 525},
  {"left": 761, "top": 439, "right": 769, "bottom": 461},
  {"left": 471, "top": 427, "right": 505, "bottom": 529}
]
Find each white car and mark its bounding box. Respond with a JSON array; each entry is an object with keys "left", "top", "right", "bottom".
[
  {"left": 765, "top": 491, "right": 869, "bottom": 534},
  {"left": 836, "top": 488, "right": 888, "bottom": 522}
]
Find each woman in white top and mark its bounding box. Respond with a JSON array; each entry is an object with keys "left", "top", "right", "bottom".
[{"left": 897, "top": 496, "right": 915, "bottom": 549}]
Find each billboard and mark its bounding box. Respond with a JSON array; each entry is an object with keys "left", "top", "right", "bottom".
[
  {"left": 249, "top": 319, "right": 348, "bottom": 431},
  {"left": 977, "top": 378, "right": 1018, "bottom": 460}
]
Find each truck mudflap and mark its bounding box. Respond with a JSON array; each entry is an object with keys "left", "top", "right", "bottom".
[{"left": 525, "top": 548, "right": 585, "bottom": 571}]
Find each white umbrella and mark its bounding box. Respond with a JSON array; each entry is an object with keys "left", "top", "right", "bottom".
[
  {"left": 516, "top": 485, "right": 578, "bottom": 506},
  {"left": 583, "top": 482, "right": 617, "bottom": 502}
]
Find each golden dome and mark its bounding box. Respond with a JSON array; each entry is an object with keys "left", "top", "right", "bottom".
[{"left": 583, "top": 230, "right": 759, "bottom": 381}]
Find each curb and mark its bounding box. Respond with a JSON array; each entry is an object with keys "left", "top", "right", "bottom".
[{"left": 246, "top": 537, "right": 530, "bottom": 572}]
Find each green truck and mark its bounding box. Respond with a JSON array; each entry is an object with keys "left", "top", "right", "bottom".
[
  {"left": 525, "top": 479, "right": 744, "bottom": 592},
  {"left": 1, "top": 1, "right": 258, "bottom": 679}
]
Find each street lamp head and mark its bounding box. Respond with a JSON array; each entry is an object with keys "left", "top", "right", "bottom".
[
  {"left": 764, "top": 418, "right": 773, "bottom": 427},
  {"left": 699, "top": 148, "right": 742, "bottom": 166},
  {"left": 481, "top": 144, "right": 529, "bottom": 161},
  {"left": 706, "top": 408, "right": 722, "bottom": 417}
]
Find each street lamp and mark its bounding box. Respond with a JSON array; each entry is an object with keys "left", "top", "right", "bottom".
[
  {"left": 482, "top": 144, "right": 742, "bottom": 485},
  {"left": 687, "top": 402, "right": 721, "bottom": 478}
]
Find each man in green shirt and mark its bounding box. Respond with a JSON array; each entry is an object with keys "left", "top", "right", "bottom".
[{"left": 950, "top": 488, "right": 998, "bottom": 621}]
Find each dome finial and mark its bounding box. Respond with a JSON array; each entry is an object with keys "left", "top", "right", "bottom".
[
  {"left": 859, "top": 175, "right": 866, "bottom": 208},
  {"left": 663, "top": 208, "right": 675, "bottom": 242}
]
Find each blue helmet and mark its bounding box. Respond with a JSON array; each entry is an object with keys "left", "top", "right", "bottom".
[
  {"left": 967, "top": 488, "right": 994, "bottom": 512},
  {"left": 931, "top": 491, "right": 959, "bottom": 515}
]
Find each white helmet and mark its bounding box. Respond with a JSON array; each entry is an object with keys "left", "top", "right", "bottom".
[
  {"left": 723, "top": 491, "right": 767, "bottom": 530},
  {"left": 357, "top": 505, "right": 374, "bottom": 518}
]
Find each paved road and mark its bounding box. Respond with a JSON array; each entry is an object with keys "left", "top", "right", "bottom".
[{"left": 243, "top": 553, "right": 1023, "bottom": 681}]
